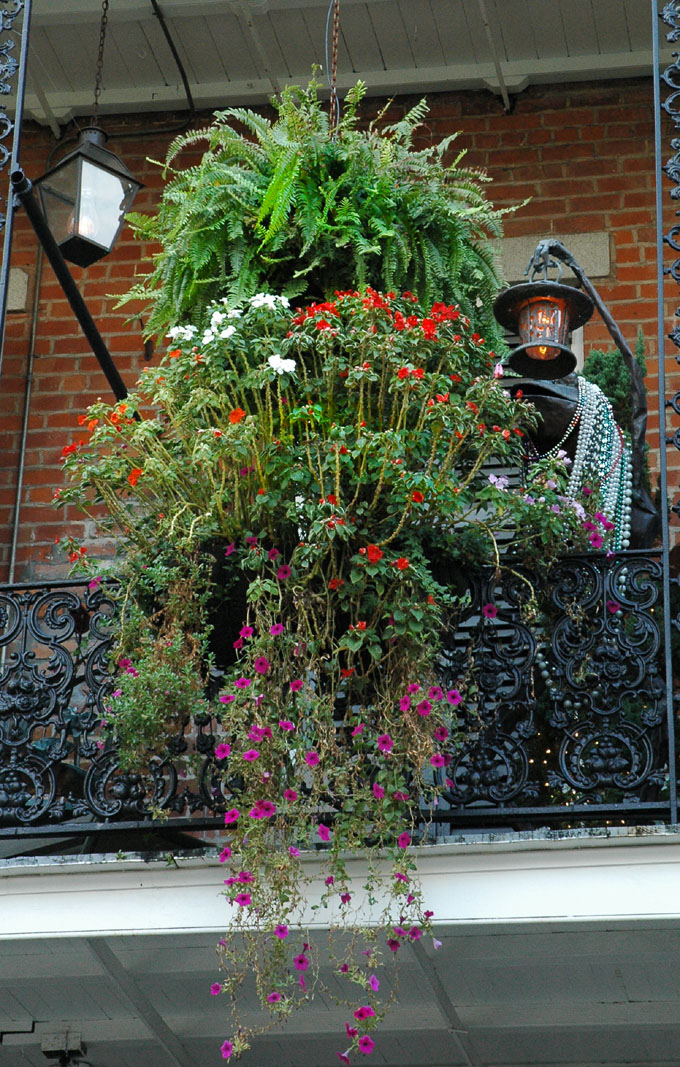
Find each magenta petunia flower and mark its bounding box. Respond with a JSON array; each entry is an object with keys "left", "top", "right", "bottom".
[
  {"left": 399, "top": 695, "right": 410, "bottom": 712},
  {"left": 289, "top": 845, "right": 300, "bottom": 857},
  {"left": 237, "top": 870, "right": 254, "bottom": 883},
  {"left": 606, "top": 599, "right": 620, "bottom": 613},
  {"left": 258, "top": 800, "right": 276, "bottom": 817},
  {"left": 337, "top": 1053, "right": 351, "bottom": 1066},
  {"left": 394, "top": 871, "right": 409, "bottom": 883},
  {"left": 430, "top": 753, "right": 446, "bottom": 767},
  {"left": 221, "top": 1039, "right": 233, "bottom": 1060},
  {"left": 351, "top": 722, "right": 364, "bottom": 736},
  {"left": 289, "top": 678, "right": 303, "bottom": 692},
  {"left": 407, "top": 683, "right": 421, "bottom": 693},
  {"left": 325, "top": 875, "right": 335, "bottom": 886},
  {"left": 274, "top": 924, "right": 289, "bottom": 938},
  {"left": 317, "top": 824, "right": 331, "bottom": 841},
  {"left": 277, "top": 564, "right": 292, "bottom": 580},
  {"left": 446, "top": 689, "right": 462, "bottom": 705},
  {"left": 239, "top": 625, "right": 254, "bottom": 638},
  {"left": 214, "top": 743, "right": 231, "bottom": 760},
  {"left": 433, "top": 725, "right": 449, "bottom": 741},
  {"left": 224, "top": 543, "right": 236, "bottom": 557},
  {"left": 270, "top": 622, "right": 284, "bottom": 635},
  {"left": 481, "top": 603, "right": 498, "bottom": 619},
  {"left": 368, "top": 974, "right": 380, "bottom": 991},
  {"left": 267, "top": 992, "right": 282, "bottom": 1003},
  {"left": 340, "top": 892, "right": 351, "bottom": 904},
  {"left": 234, "top": 892, "right": 251, "bottom": 906},
  {"left": 219, "top": 694, "right": 236, "bottom": 704},
  {"left": 293, "top": 953, "right": 309, "bottom": 971},
  {"left": 377, "top": 733, "right": 393, "bottom": 753},
  {"left": 210, "top": 982, "right": 221, "bottom": 995},
  {"left": 358, "top": 1035, "right": 374, "bottom": 1055},
  {"left": 234, "top": 677, "right": 251, "bottom": 688},
  {"left": 232, "top": 638, "right": 244, "bottom": 650},
  {"left": 243, "top": 749, "right": 260, "bottom": 761},
  {"left": 353, "top": 1005, "right": 376, "bottom": 1020},
  {"left": 268, "top": 547, "right": 280, "bottom": 561},
  {"left": 224, "top": 808, "right": 240, "bottom": 824},
  {"left": 283, "top": 788, "right": 298, "bottom": 801},
  {"left": 372, "top": 782, "right": 385, "bottom": 799},
  {"left": 416, "top": 699, "right": 432, "bottom": 717},
  {"left": 218, "top": 846, "right": 231, "bottom": 862},
  {"left": 279, "top": 719, "right": 295, "bottom": 731},
  {"left": 397, "top": 831, "right": 411, "bottom": 849},
  {"left": 409, "top": 925, "right": 422, "bottom": 941},
  {"left": 254, "top": 656, "right": 270, "bottom": 674},
  {"left": 590, "top": 532, "right": 604, "bottom": 549},
  {"left": 246, "top": 536, "right": 258, "bottom": 546},
  {"left": 428, "top": 685, "right": 444, "bottom": 700},
  {"left": 305, "top": 750, "right": 320, "bottom": 767}
]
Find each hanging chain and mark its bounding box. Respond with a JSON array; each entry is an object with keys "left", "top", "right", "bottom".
[
  {"left": 91, "top": 0, "right": 109, "bottom": 126},
  {"left": 328, "top": 0, "right": 340, "bottom": 132}
]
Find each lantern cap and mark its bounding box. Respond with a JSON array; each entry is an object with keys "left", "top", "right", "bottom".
[
  {"left": 493, "top": 280, "right": 593, "bottom": 335},
  {"left": 37, "top": 125, "right": 142, "bottom": 187}
]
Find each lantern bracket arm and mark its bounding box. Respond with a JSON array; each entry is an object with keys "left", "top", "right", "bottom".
[{"left": 526, "top": 238, "right": 647, "bottom": 496}]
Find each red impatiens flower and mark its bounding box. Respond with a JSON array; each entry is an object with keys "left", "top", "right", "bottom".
[
  {"left": 365, "top": 544, "right": 383, "bottom": 563},
  {"left": 229, "top": 407, "right": 246, "bottom": 424},
  {"left": 411, "top": 490, "right": 424, "bottom": 503},
  {"left": 127, "top": 467, "right": 143, "bottom": 487}
]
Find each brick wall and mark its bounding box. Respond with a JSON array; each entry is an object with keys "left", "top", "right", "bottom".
[{"left": 1, "top": 77, "right": 677, "bottom": 581}]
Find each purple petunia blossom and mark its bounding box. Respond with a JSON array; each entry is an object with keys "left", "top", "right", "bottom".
[
  {"left": 270, "top": 622, "right": 284, "bottom": 635},
  {"left": 353, "top": 1006, "right": 376, "bottom": 1021},
  {"left": 274, "top": 924, "right": 289, "bottom": 939},
  {"left": 224, "top": 543, "right": 235, "bottom": 557},
  {"left": 221, "top": 1040, "right": 233, "bottom": 1060},
  {"left": 317, "top": 824, "right": 331, "bottom": 842},
  {"left": 407, "top": 683, "right": 421, "bottom": 693},
  {"left": 416, "top": 699, "right": 432, "bottom": 717},
  {"left": 430, "top": 753, "right": 446, "bottom": 767},
  {"left": 305, "top": 750, "right": 320, "bottom": 767},
  {"left": 219, "top": 694, "right": 236, "bottom": 704},
  {"left": 606, "top": 599, "right": 621, "bottom": 614},
  {"left": 399, "top": 695, "right": 410, "bottom": 712},
  {"left": 290, "top": 678, "right": 303, "bottom": 692},
  {"left": 234, "top": 892, "right": 251, "bottom": 906},
  {"left": 446, "top": 689, "right": 462, "bottom": 705},
  {"left": 277, "top": 564, "right": 292, "bottom": 580},
  {"left": 215, "top": 743, "right": 231, "bottom": 760},
  {"left": 293, "top": 953, "right": 309, "bottom": 971},
  {"left": 254, "top": 657, "right": 270, "bottom": 674},
  {"left": 289, "top": 846, "right": 300, "bottom": 857},
  {"left": 234, "top": 677, "right": 251, "bottom": 688},
  {"left": 267, "top": 992, "right": 282, "bottom": 1003},
  {"left": 481, "top": 603, "right": 498, "bottom": 619},
  {"left": 368, "top": 974, "right": 380, "bottom": 992},
  {"left": 283, "top": 788, "right": 298, "bottom": 801},
  {"left": 372, "top": 782, "right": 385, "bottom": 799},
  {"left": 239, "top": 625, "right": 254, "bottom": 638},
  {"left": 218, "top": 846, "right": 231, "bottom": 862},
  {"left": 243, "top": 749, "right": 260, "bottom": 761},
  {"left": 377, "top": 733, "right": 393, "bottom": 753},
  {"left": 279, "top": 719, "right": 295, "bottom": 731},
  {"left": 224, "top": 808, "right": 240, "bottom": 824},
  {"left": 268, "top": 547, "right": 280, "bottom": 560},
  {"left": 397, "top": 831, "right": 411, "bottom": 849},
  {"left": 210, "top": 983, "right": 221, "bottom": 995}
]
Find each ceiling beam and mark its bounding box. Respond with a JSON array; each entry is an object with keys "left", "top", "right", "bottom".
[{"left": 86, "top": 937, "right": 196, "bottom": 1067}]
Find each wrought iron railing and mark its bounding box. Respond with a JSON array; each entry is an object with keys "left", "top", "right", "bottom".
[{"left": 0, "top": 555, "right": 674, "bottom": 846}]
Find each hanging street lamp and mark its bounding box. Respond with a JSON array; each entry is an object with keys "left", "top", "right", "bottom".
[
  {"left": 34, "top": 126, "right": 142, "bottom": 268},
  {"left": 493, "top": 277, "right": 593, "bottom": 379}
]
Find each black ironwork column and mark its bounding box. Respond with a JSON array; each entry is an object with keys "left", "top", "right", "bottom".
[
  {"left": 0, "top": 0, "right": 30, "bottom": 377},
  {"left": 655, "top": 0, "right": 680, "bottom": 823}
]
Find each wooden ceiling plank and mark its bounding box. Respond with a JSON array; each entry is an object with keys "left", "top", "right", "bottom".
[
  {"left": 364, "top": 0, "right": 415, "bottom": 70},
  {"left": 558, "top": 0, "right": 599, "bottom": 58},
  {"left": 397, "top": 0, "right": 446, "bottom": 70},
  {"left": 205, "top": 11, "right": 264, "bottom": 82},
  {"left": 268, "top": 7, "right": 321, "bottom": 82},
  {"left": 591, "top": 0, "right": 634, "bottom": 56},
  {"left": 430, "top": 0, "right": 476, "bottom": 68},
  {"left": 523, "top": 0, "right": 568, "bottom": 61},
  {"left": 492, "top": 0, "right": 538, "bottom": 64},
  {"left": 162, "top": 14, "right": 226, "bottom": 86},
  {"left": 300, "top": 6, "right": 353, "bottom": 86},
  {"left": 335, "top": 4, "right": 384, "bottom": 75}
]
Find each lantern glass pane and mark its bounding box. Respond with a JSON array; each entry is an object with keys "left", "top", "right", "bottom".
[
  {"left": 37, "top": 158, "right": 79, "bottom": 246},
  {"left": 78, "top": 160, "right": 131, "bottom": 250},
  {"left": 517, "top": 296, "right": 568, "bottom": 361}
]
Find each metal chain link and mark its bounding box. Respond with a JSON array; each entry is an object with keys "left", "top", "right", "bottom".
[
  {"left": 329, "top": 0, "right": 340, "bottom": 132},
  {"left": 91, "top": 0, "right": 109, "bottom": 125}
]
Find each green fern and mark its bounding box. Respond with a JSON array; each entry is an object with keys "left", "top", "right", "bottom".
[{"left": 121, "top": 77, "right": 513, "bottom": 338}]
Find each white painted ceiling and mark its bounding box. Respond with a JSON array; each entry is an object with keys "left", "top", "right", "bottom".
[
  {"left": 5, "top": 921, "right": 680, "bottom": 1067},
  {"left": 17, "top": 0, "right": 655, "bottom": 130}
]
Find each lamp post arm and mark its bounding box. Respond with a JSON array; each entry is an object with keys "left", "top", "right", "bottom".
[
  {"left": 528, "top": 238, "right": 647, "bottom": 497},
  {"left": 10, "top": 167, "right": 130, "bottom": 405}
]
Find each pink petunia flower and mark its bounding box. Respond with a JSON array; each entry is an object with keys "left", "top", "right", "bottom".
[
  {"left": 606, "top": 599, "right": 620, "bottom": 614},
  {"left": 407, "top": 683, "right": 421, "bottom": 693},
  {"left": 210, "top": 983, "right": 221, "bottom": 995},
  {"left": 267, "top": 992, "right": 282, "bottom": 1003},
  {"left": 268, "top": 547, "right": 280, "bottom": 561},
  {"left": 274, "top": 924, "right": 289, "bottom": 938},
  {"left": 290, "top": 678, "right": 303, "bottom": 691},
  {"left": 397, "top": 831, "right": 411, "bottom": 849},
  {"left": 243, "top": 749, "right": 260, "bottom": 761},
  {"left": 368, "top": 974, "right": 380, "bottom": 992},
  {"left": 219, "top": 694, "right": 236, "bottom": 704},
  {"left": 353, "top": 1006, "right": 376, "bottom": 1020},
  {"left": 234, "top": 892, "right": 251, "bottom": 906},
  {"left": 372, "top": 782, "right": 385, "bottom": 800},
  {"left": 305, "top": 750, "right": 320, "bottom": 767},
  {"left": 428, "top": 685, "right": 444, "bottom": 700},
  {"left": 279, "top": 719, "right": 295, "bottom": 731},
  {"left": 218, "top": 846, "right": 231, "bottom": 862},
  {"left": 399, "top": 695, "right": 410, "bottom": 712},
  {"left": 221, "top": 1040, "right": 233, "bottom": 1060},
  {"left": 224, "top": 808, "right": 240, "bottom": 824},
  {"left": 430, "top": 753, "right": 446, "bottom": 767},
  {"left": 446, "top": 689, "right": 462, "bottom": 705},
  {"left": 283, "top": 788, "right": 298, "bottom": 801},
  {"left": 433, "top": 725, "right": 449, "bottom": 741},
  {"left": 318, "top": 824, "right": 331, "bottom": 841},
  {"left": 254, "top": 656, "right": 270, "bottom": 674},
  {"left": 234, "top": 677, "right": 252, "bottom": 688},
  {"left": 377, "top": 733, "right": 393, "bottom": 753},
  {"left": 289, "top": 846, "right": 301, "bottom": 857},
  {"left": 277, "top": 564, "right": 292, "bottom": 580},
  {"left": 270, "top": 622, "right": 285, "bottom": 635},
  {"left": 215, "top": 743, "right": 231, "bottom": 760},
  {"left": 239, "top": 625, "right": 254, "bottom": 638},
  {"left": 481, "top": 603, "right": 498, "bottom": 619},
  {"left": 351, "top": 722, "right": 364, "bottom": 736},
  {"left": 416, "top": 699, "right": 432, "bottom": 717},
  {"left": 293, "top": 953, "right": 309, "bottom": 971}
]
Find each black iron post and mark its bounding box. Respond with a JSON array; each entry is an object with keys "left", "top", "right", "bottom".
[{"left": 11, "top": 167, "right": 129, "bottom": 404}]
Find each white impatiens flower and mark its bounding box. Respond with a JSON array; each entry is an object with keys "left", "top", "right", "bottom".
[
  {"left": 268, "top": 353, "right": 297, "bottom": 376},
  {"left": 166, "top": 324, "right": 197, "bottom": 341},
  {"left": 210, "top": 310, "right": 226, "bottom": 328},
  {"left": 219, "top": 325, "right": 236, "bottom": 340},
  {"left": 250, "top": 293, "right": 290, "bottom": 310},
  {"left": 202, "top": 329, "right": 215, "bottom": 345},
  {"left": 226, "top": 308, "right": 242, "bottom": 319}
]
